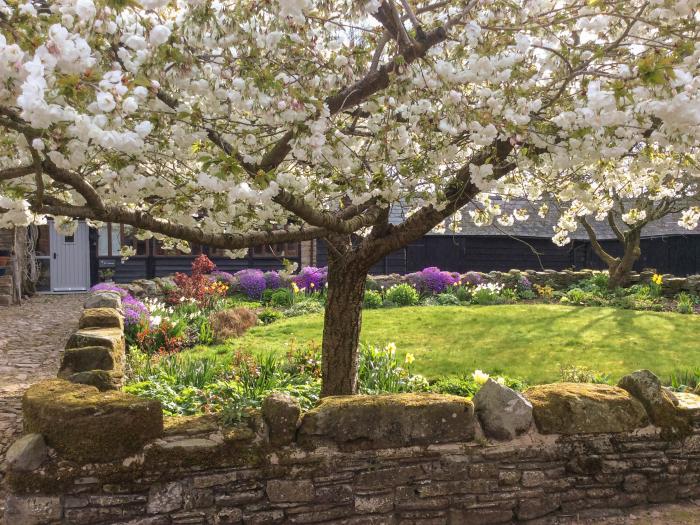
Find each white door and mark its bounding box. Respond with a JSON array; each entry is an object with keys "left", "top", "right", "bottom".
[{"left": 49, "top": 221, "right": 90, "bottom": 292}]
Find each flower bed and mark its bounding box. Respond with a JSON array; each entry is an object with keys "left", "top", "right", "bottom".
[{"left": 109, "top": 257, "right": 700, "bottom": 419}]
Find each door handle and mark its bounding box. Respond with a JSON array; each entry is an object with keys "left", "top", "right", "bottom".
[{"left": 53, "top": 253, "right": 57, "bottom": 259}]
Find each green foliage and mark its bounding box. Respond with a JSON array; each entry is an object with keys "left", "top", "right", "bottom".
[
  {"left": 385, "top": 283, "right": 420, "bottom": 306},
  {"left": 561, "top": 287, "right": 607, "bottom": 306},
  {"left": 435, "top": 292, "right": 461, "bottom": 306},
  {"left": 365, "top": 276, "right": 381, "bottom": 291},
  {"left": 363, "top": 289, "right": 384, "bottom": 309},
  {"left": 558, "top": 364, "right": 610, "bottom": 384},
  {"left": 676, "top": 292, "right": 697, "bottom": 315},
  {"left": 269, "top": 288, "right": 294, "bottom": 308},
  {"left": 358, "top": 343, "right": 428, "bottom": 394},
  {"left": 471, "top": 287, "right": 504, "bottom": 305},
  {"left": 666, "top": 368, "right": 700, "bottom": 392},
  {"left": 429, "top": 372, "right": 526, "bottom": 397},
  {"left": 259, "top": 308, "right": 283, "bottom": 324},
  {"left": 453, "top": 285, "right": 472, "bottom": 302},
  {"left": 283, "top": 298, "right": 324, "bottom": 317}
]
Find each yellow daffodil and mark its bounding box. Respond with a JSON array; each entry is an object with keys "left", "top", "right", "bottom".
[
  {"left": 652, "top": 274, "right": 663, "bottom": 285},
  {"left": 404, "top": 353, "right": 415, "bottom": 365}
]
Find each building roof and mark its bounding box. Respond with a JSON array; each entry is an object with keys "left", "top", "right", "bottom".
[{"left": 389, "top": 198, "right": 699, "bottom": 240}]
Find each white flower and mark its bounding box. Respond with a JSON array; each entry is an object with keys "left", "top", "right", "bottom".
[
  {"left": 96, "top": 92, "right": 116, "bottom": 112},
  {"left": 514, "top": 209, "right": 530, "bottom": 221},
  {"left": 678, "top": 207, "right": 700, "bottom": 230},
  {"left": 75, "top": 0, "right": 96, "bottom": 21},
  {"left": 386, "top": 342, "right": 397, "bottom": 355},
  {"left": 149, "top": 25, "right": 171, "bottom": 46},
  {"left": 279, "top": 0, "right": 311, "bottom": 22},
  {"left": 19, "top": 2, "right": 37, "bottom": 17},
  {"left": 334, "top": 55, "right": 348, "bottom": 68},
  {"left": 151, "top": 315, "right": 162, "bottom": 327},
  {"left": 472, "top": 369, "right": 490, "bottom": 385},
  {"left": 31, "top": 138, "right": 45, "bottom": 151},
  {"left": 135, "top": 121, "right": 153, "bottom": 137},
  {"left": 122, "top": 96, "right": 139, "bottom": 114},
  {"left": 621, "top": 208, "right": 647, "bottom": 225}
]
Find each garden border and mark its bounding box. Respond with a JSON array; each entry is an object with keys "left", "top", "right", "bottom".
[{"left": 4, "top": 290, "right": 700, "bottom": 524}]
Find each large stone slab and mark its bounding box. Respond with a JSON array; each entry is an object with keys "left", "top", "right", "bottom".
[
  {"left": 525, "top": 383, "right": 648, "bottom": 435},
  {"left": 474, "top": 378, "right": 533, "bottom": 440},
  {"left": 22, "top": 379, "right": 162, "bottom": 462},
  {"left": 262, "top": 393, "right": 301, "bottom": 447},
  {"left": 78, "top": 307, "right": 124, "bottom": 330},
  {"left": 58, "top": 345, "right": 123, "bottom": 376},
  {"left": 298, "top": 393, "right": 475, "bottom": 450},
  {"left": 66, "top": 327, "right": 125, "bottom": 354},
  {"left": 618, "top": 369, "right": 691, "bottom": 435},
  {"left": 84, "top": 291, "right": 122, "bottom": 310},
  {"left": 5, "top": 434, "right": 47, "bottom": 472}
]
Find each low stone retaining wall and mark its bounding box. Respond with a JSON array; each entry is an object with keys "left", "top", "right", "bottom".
[
  {"left": 121, "top": 269, "right": 700, "bottom": 299},
  {"left": 4, "top": 292, "right": 700, "bottom": 524}
]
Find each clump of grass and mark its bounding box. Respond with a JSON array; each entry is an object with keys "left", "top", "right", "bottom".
[{"left": 208, "top": 307, "right": 258, "bottom": 341}]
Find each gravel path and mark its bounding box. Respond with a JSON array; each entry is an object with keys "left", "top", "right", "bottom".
[{"left": 0, "top": 293, "right": 84, "bottom": 519}]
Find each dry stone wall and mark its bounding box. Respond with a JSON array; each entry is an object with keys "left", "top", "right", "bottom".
[{"left": 4, "top": 292, "right": 700, "bottom": 525}]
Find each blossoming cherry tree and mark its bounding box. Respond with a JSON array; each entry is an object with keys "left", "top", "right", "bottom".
[{"left": 0, "top": 0, "right": 699, "bottom": 394}]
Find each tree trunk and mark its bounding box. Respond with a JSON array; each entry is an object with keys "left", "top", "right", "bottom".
[
  {"left": 608, "top": 231, "right": 641, "bottom": 289},
  {"left": 320, "top": 239, "right": 370, "bottom": 397}
]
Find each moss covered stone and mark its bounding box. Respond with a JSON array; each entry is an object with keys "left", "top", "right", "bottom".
[
  {"left": 618, "top": 370, "right": 692, "bottom": 437},
  {"left": 298, "top": 393, "right": 475, "bottom": 450},
  {"left": 66, "top": 327, "right": 124, "bottom": 354},
  {"left": 263, "top": 393, "right": 301, "bottom": 446},
  {"left": 79, "top": 307, "right": 124, "bottom": 330},
  {"left": 525, "top": 383, "right": 648, "bottom": 435},
  {"left": 58, "top": 346, "right": 123, "bottom": 377},
  {"left": 68, "top": 370, "right": 120, "bottom": 391},
  {"left": 22, "top": 379, "right": 162, "bottom": 462}
]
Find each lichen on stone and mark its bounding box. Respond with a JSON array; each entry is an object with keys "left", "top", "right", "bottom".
[{"left": 525, "top": 383, "right": 648, "bottom": 435}]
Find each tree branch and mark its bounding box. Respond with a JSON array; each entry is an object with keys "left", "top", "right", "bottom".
[
  {"left": 32, "top": 197, "right": 330, "bottom": 250},
  {"left": 579, "top": 216, "right": 618, "bottom": 267}
]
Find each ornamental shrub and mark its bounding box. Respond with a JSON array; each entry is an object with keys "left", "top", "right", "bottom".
[
  {"left": 385, "top": 283, "right": 419, "bottom": 306},
  {"left": 283, "top": 299, "right": 324, "bottom": 317},
  {"left": 235, "top": 269, "right": 267, "bottom": 299},
  {"left": 90, "top": 283, "right": 128, "bottom": 296},
  {"left": 462, "top": 271, "right": 485, "bottom": 287},
  {"left": 270, "top": 288, "right": 294, "bottom": 307},
  {"left": 363, "top": 290, "right": 383, "bottom": 309},
  {"left": 264, "top": 271, "right": 282, "bottom": 290},
  {"left": 259, "top": 308, "right": 283, "bottom": 324},
  {"left": 435, "top": 292, "right": 460, "bottom": 305},
  {"left": 407, "top": 266, "right": 459, "bottom": 294},
  {"left": 293, "top": 266, "right": 328, "bottom": 291}
]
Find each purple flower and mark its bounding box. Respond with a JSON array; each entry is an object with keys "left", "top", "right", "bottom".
[
  {"left": 293, "top": 266, "right": 327, "bottom": 291},
  {"left": 235, "top": 269, "right": 267, "bottom": 299},
  {"left": 90, "top": 283, "right": 128, "bottom": 297},
  {"left": 519, "top": 276, "right": 532, "bottom": 291},
  {"left": 462, "top": 272, "right": 485, "bottom": 287},
  {"left": 264, "top": 271, "right": 282, "bottom": 290},
  {"left": 409, "top": 267, "right": 458, "bottom": 294},
  {"left": 211, "top": 270, "right": 235, "bottom": 285},
  {"left": 122, "top": 294, "right": 149, "bottom": 326}
]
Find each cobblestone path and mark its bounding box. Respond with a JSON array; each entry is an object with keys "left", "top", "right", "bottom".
[{"left": 0, "top": 293, "right": 84, "bottom": 519}]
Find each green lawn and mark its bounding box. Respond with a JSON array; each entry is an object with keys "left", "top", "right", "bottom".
[{"left": 190, "top": 304, "right": 700, "bottom": 384}]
